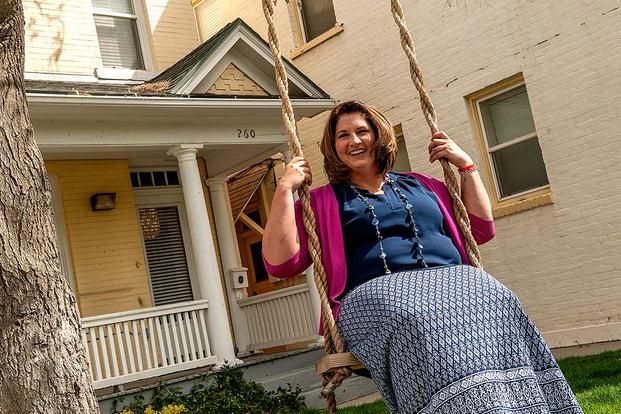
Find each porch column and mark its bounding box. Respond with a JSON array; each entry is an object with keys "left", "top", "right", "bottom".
[
  {"left": 167, "top": 144, "right": 239, "bottom": 364},
  {"left": 281, "top": 145, "right": 323, "bottom": 334},
  {"left": 205, "top": 177, "right": 252, "bottom": 354}
]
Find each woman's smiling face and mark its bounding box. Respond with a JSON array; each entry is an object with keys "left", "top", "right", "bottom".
[{"left": 334, "top": 112, "right": 377, "bottom": 175}]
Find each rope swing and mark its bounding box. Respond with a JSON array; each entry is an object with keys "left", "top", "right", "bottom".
[{"left": 262, "top": 0, "right": 483, "bottom": 411}]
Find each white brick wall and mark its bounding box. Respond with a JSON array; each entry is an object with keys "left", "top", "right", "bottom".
[{"left": 197, "top": 0, "right": 621, "bottom": 349}]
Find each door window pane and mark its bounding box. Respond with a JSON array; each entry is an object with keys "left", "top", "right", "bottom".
[
  {"left": 138, "top": 171, "right": 153, "bottom": 186},
  {"left": 480, "top": 85, "right": 536, "bottom": 147},
  {"left": 300, "top": 0, "right": 336, "bottom": 41},
  {"left": 130, "top": 172, "right": 139, "bottom": 187},
  {"left": 94, "top": 14, "right": 144, "bottom": 69},
  {"left": 153, "top": 171, "right": 166, "bottom": 186},
  {"left": 250, "top": 241, "right": 268, "bottom": 283},
  {"left": 166, "top": 171, "right": 179, "bottom": 185},
  {"left": 491, "top": 137, "right": 549, "bottom": 197}
]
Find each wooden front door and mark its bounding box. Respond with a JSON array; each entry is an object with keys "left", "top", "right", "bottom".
[{"left": 239, "top": 232, "right": 272, "bottom": 296}]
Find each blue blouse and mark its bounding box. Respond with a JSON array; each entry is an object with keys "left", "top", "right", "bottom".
[{"left": 333, "top": 173, "right": 461, "bottom": 297}]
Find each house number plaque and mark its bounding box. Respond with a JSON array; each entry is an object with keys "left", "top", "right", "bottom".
[{"left": 237, "top": 129, "right": 256, "bottom": 139}]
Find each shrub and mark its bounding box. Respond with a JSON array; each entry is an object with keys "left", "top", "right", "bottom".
[{"left": 113, "top": 365, "right": 306, "bottom": 414}]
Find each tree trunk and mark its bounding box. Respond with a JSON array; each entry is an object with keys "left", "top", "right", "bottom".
[{"left": 0, "top": 1, "right": 99, "bottom": 412}]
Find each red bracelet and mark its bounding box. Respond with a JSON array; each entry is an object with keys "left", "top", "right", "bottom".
[{"left": 458, "top": 163, "right": 477, "bottom": 173}]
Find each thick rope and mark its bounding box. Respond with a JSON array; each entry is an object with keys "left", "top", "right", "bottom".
[
  {"left": 261, "top": 1, "right": 350, "bottom": 411},
  {"left": 262, "top": 1, "right": 484, "bottom": 411},
  {"left": 390, "top": 0, "right": 482, "bottom": 267}
]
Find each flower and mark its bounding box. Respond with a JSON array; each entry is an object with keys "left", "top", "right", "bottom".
[{"left": 159, "top": 405, "right": 186, "bottom": 414}]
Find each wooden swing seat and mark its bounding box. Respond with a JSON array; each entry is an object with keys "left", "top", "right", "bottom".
[{"left": 315, "top": 352, "right": 364, "bottom": 375}]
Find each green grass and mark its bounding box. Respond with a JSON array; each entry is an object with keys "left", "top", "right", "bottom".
[
  {"left": 558, "top": 349, "right": 621, "bottom": 414},
  {"left": 301, "top": 349, "right": 621, "bottom": 413},
  {"left": 298, "top": 399, "right": 389, "bottom": 414}
]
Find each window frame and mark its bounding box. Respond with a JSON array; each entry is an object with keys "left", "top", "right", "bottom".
[
  {"left": 288, "top": 0, "right": 343, "bottom": 59},
  {"left": 392, "top": 124, "right": 412, "bottom": 173},
  {"left": 467, "top": 74, "right": 552, "bottom": 218},
  {"left": 92, "top": 0, "right": 155, "bottom": 77}
]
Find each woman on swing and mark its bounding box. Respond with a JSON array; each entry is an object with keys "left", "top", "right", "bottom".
[{"left": 262, "top": 100, "right": 582, "bottom": 413}]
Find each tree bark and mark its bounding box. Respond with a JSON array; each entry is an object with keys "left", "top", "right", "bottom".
[{"left": 0, "top": 1, "right": 99, "bottom": 412}]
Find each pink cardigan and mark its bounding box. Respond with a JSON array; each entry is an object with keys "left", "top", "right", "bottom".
[{"left": 263, "top": 172, "right": 495, "bottom": 331}]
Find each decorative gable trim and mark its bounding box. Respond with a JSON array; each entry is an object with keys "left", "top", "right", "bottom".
[
  {"left": 174, "top": 21, "right": 327, "bottom": 98},
  {"left": 207, "top": 63, "right": 269, "bottom": 96},
  {"left": 192, "top": 48, "right": 279, "bottom": 95}
]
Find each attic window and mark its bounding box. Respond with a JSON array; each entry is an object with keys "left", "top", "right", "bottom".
[{"left": 130, "top": 170, "right": 180, "bottom": 187}]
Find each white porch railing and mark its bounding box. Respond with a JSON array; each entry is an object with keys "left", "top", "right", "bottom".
[
  {"left": 81, "top": 300, "right": 218, "bottom": 389},
  {"left": 238, "top": 284, "right": 318, "bottom": 351}
]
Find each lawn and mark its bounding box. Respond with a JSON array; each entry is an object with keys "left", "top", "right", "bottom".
[
  {"left": 302, "top": 349, "right": 621, "bottom": 414},
  {"left": 558, "top": 349, "right": 621, "bottom": 414}
]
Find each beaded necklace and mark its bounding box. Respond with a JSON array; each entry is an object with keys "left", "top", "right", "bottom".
[{"left": 349, "top": 174, "right": 428, "bottom": 274}]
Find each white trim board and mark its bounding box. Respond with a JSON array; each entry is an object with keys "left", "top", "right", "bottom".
[
  {"left": 27, "top": 93, "right": 334, "bottom": 111},
  {"left": 49, "top": 174, "right": 77, "bottom": 292},
  {"left": 544, "top": 321, "right": 621, "bottom": 349}
]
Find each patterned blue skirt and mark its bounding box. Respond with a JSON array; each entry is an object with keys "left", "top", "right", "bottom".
[{"left": 336, "top": 265, "right": 583, "bottom": 414}]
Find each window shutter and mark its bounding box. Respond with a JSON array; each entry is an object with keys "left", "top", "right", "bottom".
[{"left": 139, "top": 206, "right": 194, "bottom": 306}]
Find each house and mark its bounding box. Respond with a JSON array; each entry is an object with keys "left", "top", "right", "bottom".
[
  {"left": 24, "top": 0, "right": 332, "bottom": 397},
  {"left": 192, "top": 0, "right": 621, "bottom": 357},
  {"left": 24, "top": 0, "right": 621, "bottom": 407}
]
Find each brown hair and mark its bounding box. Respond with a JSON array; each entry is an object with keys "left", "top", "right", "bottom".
[{"left": 320, "top": 100, "right": 397, "bottom": 184}]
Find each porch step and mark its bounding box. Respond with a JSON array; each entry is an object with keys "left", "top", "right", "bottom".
[
  {"left": 97, "top": 347, "right": 379, "bottom": 413},
  {"left": 240, "top": 347, "right": 378, "bottom": 409}
]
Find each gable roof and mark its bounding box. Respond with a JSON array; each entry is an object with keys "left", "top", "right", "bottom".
[
  {"left": 26, "top": 18, "right": 329, "bottom": 102},
  {"left": 142, "top": 18, "right": 328, "bottom": 98},
  {"left": 147, "top": 19, "right": 237, "bottom": 89}
]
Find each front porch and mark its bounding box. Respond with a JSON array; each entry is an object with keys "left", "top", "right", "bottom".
[
  {"left": 26, "top": 16, "right": 334, "bottom": 392},
  {"left": 43, "top": 144, "right": 325, "bottom": 392},
  {"left": 81, "top": 284, "right": 321, "bottom": 391}
]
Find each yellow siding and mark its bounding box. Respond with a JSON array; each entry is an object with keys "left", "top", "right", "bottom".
[
  {"left": 194, "top": 0, "right": 224, "bottom": 42},
  {"left": 194, "top": 0, "right": 295, "bottom": 54},
  {"left": 144, "top": 0, "right": 200, "bottom": 71},
  {"left": 208, "top": 63, "right": 269, "bottom": 96},
  {"left": 46, "top": 160, "right": 152, "bottom": 317}
]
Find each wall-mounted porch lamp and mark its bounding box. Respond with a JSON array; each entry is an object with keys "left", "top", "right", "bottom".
[{"left": 90, "top": 193, "right": 116, "bottom": 211}]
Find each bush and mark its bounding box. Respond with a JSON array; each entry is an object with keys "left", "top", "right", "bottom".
[{"left": 113, "top": 365, "right": 306, "bottom": 414}]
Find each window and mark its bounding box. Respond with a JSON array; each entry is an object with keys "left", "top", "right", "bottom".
[
  {"left": 92, "top": 0, "right": 146, "bottom": 69},
  {"left": 130, "top": 170, "right": 180, "bottom": 188},
  {"left": 468, "top": 74, "right": 552, "bottom": 217},
  {"left": 292, "top": 0, "right": 337, "bottom": 44}
]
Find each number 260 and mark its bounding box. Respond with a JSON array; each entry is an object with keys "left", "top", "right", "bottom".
[{"left": 238, "top": 129, "right": 256, "bottom": 139}]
